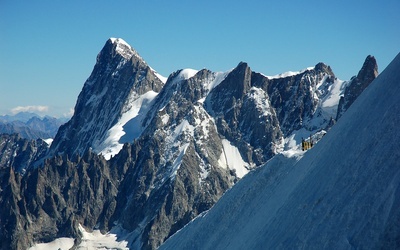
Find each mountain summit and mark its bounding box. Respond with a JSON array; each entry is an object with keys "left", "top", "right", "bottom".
[
  {"left": 48, "top": 38, "right": 165, "bottom": 159},
  {"left": 336, "top": 55, "right": 378, "bottom": 119}
]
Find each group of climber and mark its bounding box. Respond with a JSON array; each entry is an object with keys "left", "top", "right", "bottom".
[{"left": 301, "top": 135, "right": 314, "bottom": 151}]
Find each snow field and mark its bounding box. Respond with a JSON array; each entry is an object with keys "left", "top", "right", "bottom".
[
  {"left": 264, "top": 66, "right": 314, "bottom": 79},
  {"left": 28, "top": 238, "right": 74, "bottom": 250},
  {"left": 218, "top": 139, "right": 249, "bottom": 178},
  {"left": 76, "top": 224, "right": 129, "bottom": 250},
  {"left": 96, "top": 91, "right": 158, "bottom": 160}
]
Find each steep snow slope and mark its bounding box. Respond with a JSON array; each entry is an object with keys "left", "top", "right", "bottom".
[
  {"left": 97, "top": 90, "right": 158, "bottom": 159},
  {"left": 160, "top": 53, "right": 400, "bottom": 249}
]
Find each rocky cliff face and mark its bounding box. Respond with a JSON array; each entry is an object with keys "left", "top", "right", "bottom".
[
  {"left": 0, "top": 134, "right": 48, "bottom": 173},
  {"left": 0, "top": 38, "right": 379, "bottom": 249},
  {"left": 336, "top": 55, "right": 378, "bottom": 119},
  {"left": 0, "top": 150, "right": 122, "bottom": 249}
]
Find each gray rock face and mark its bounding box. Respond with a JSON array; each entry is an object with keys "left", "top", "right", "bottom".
[
  {"left": 336, "top": 55, "right": 378, "bottom": 119},
  {"left": 0, "top": 134, "right": 48, "bottom": 173},
  {"left": 0, "top": 150, "right": 123, "bottom": 250},
  {"left": 206, "top": 62, "right": 282, "bottom": 165}
]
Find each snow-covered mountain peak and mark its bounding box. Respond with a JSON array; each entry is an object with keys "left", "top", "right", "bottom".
[
  {"left": 265, "top": 66, "right": 314, "bottom": 79},
  {"left": 106, "top": 37, "right": 140, "bottom": 60},
  {"left": 264, "top": 62, "right": 333, "bottom": 80},
  {"left": 314, "top": 62, "right": 334, "bottom": 75},
  {"left": 48, "top": 38, "right": 164, "bottom": 158},
  {"left": 177, "top": 68, "right": 199, "bottom": 80},
  {"left": 109, "top": 37, "right": 130, "bottom": 47}
]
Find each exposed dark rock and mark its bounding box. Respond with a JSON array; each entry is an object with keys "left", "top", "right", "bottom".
[
  {"left": 336, "top": 55, "right": 378, "bottom": 120},
  {"left": 0, "top": 150, "right": 123, "bottom": 250},
  {"left": 0, "top": 134, "right": 48, "bottom": 173}
]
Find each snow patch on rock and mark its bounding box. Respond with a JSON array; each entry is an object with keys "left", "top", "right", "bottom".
[
  {"left": 96, "top": 91, "right": 158, "bottom": 160},
  {"left": 218, "top": 139, "right": 249, "bottom": 178}
]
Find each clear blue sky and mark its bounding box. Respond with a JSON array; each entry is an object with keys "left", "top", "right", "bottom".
[{"left": 1, "top": 0, "right": 399, "bottom": 117}]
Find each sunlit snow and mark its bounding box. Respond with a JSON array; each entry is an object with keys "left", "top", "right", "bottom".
[
  {"left": 198, "top": 70, "right": 231, "bottom": 103},
  {"left": 265, "top": 66, "right": 314, "bottom": 79},
  {"left": 247, "top": 87, "right": 272, "bottom": 117},
  {"left": 28, "top": 238, "right": 74, "bottom": 250},
  {"left": 178, "top": 68, "right": 199, "bottom": 80},
  {"left": 109, "top": 37, "right": 137, "bottom": 59},
  {"left": 42, "top": 138, "right": 53, "bottom": 147},
  {"left": 96, "top": 91, "right": 158, "bottom": 160},
  {"left": 218, "top": 139, "right": 249, "bottom": 178},
  {"left": 76, "top": 224, "right": 129, "bottom": 250}
]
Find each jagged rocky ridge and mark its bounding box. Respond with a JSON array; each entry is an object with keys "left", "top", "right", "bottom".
[
  {"left": 160, "top": 52, "right": 400, "bottom": 250},
  {"left": 336, "top": 55, "right": 378, "bottom": 119},
  {"left": 0, "top": 38, "right": 378, "bottom": 249}
]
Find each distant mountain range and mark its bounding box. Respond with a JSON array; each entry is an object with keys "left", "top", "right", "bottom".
[
  {"left": 0, "top": 38, "right": 384, "bottom": 250},
  {"left": 0, "top": 112, "right": 67, "bottom": 139}
]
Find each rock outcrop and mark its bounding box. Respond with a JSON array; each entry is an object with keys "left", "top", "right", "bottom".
[{"left": 336, "top": 55, "right": 378, "bottom": 119}]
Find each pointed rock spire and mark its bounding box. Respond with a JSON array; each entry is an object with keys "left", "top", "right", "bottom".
[{"left": 336, "top": 55, "right": 378, "bottom": 120}]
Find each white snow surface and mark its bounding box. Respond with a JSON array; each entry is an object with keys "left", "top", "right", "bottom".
[
  {"left": 247, "top": 87, "right": 272, "bottom": 117},
  {"left": 198, "top": 70, "right": 231, "bottom": 103},
  {"left": 109, "top": 37, "right": 138, "bottom": 60},
  {"left": 96, "top": 91, "right": 158, "bottom": 160},
  {"left": 309, "top": 77, "right": 347, "bottom": 127},
  {"left": 205, "top": 70, "right": 231, "bottom": 92},
  {"left": 29, "top": 224, "right": 130, "bottom": 250},
  {"left": 218, "top": 139, "right": 249, "bottom": 178},
  {"left": 178, "top": 68, "right": 199, "bottom": 80},
  {"left": 160, "top": 53, "right": 400, "bottom": 249},
  {"left": 109, "top": 37, "right": 130, "bottom": 48},
  {"left": 28, "top": 238, "right": 74, "bottom": 250},
  {"left": 42, "top": 138, "right": 53, "bottom": 147},
  {"left": 168, "top": 68, "right": 199, "bottom": 86},
  {"left": 265, "top": 66, "right": 314, "bottom": 79},
  {"left": 76, "top": 224, "right": 129, "bottom": 250}
]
